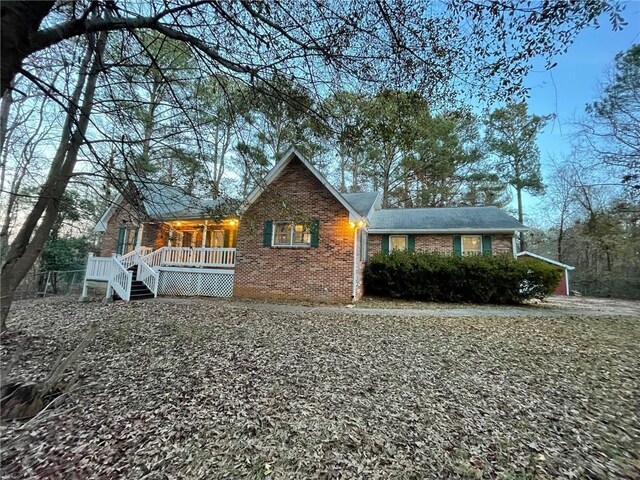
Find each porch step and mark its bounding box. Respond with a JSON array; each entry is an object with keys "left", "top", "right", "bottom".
[
  {"left": 111, "top": 267, "right": 154, "bottom": 301},
  {"left": 130, "top": 280, "right": 154, "bottom": 300}
]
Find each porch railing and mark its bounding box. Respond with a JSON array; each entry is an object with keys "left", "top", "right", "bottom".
[
  {"left": 159, "top": 247, "right": 236, "bottom": 268},
  {"left": 83, "top": 247, "right": 236, "bottom": 302},
  {"left": 137, "top": 259, "right": 159, "bottom": 296},
  {"left": 109, "top": 256, "right": 132, "bottom": 301},
  {"left": 84, "top": 253, "right": 112, "bottom": 281}
]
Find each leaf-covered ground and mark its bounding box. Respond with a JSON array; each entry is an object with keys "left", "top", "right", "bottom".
[{"left": 1, "top": 297, "right": 638, "bottom": 479}]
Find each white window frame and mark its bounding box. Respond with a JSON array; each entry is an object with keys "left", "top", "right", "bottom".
[
  {"left": 389, "top": 235, "right": 408, "bottom": 252},
  {"left": 272, "top": 221, "right": 311, "bottom": 247},
  {"left": 461, "top": 235, "right": 482, "bottom": 256}
]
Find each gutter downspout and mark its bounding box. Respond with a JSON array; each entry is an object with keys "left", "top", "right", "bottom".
[{"left": 352, "top": 226, "right": 359, "bottom": 301}]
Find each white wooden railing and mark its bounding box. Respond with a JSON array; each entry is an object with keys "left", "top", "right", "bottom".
[
  {"left": 140, "top": 248, "right": 164, "bottom": 269},
  {"left": 84, "top": 253, "right": 113, "bottom": 281},
  {"left": 137, "top": 260, "right": 159, "bottom": 296},
  {"left": 119, "top": 248, "right": 140, "bottom": 269},
  {"left": 108, "top": 256, "right": 132, "bottom": 301},
  {"left": 160, "top": 247, "right": 236, "bottom": 268},
  {"left": 83, "top": 247, "right": 235, "bottom": 301}
]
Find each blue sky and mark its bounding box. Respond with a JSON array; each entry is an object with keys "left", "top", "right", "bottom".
[{"left": 518, "top": 2, "right": 640, "bottom": 221}]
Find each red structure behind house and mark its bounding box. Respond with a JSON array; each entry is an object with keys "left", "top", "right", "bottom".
[{"left": 516, "top": 251, "right": 575, "bottom": 296}]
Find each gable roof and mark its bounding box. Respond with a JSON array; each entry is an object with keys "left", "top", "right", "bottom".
[
  {"left": 94, "top": 179, "right": 228, "bottom": 232},
  {"left": 367, "top": 206, "right": 527, "bottom": 233},
  {"left": 244, "top": 147, "right": 363, "bottom": 220},
  {"left": 343, "top": 192, "right": 381, "bottom": 217},
  {"left": 516, "top": 251, "right": 575, "bottom": 270}
]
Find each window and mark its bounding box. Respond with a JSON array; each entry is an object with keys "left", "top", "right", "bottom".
[
  {"left": 462, "top": 235, "right": 482, "bottom": 255},
  {"left": 389, "top": 235, "right": 407, "bottom": 251},
  {"left": 117, "top": 226, "right": 138, "bottom": 254},
  {"left": 206, "top": 230, "right": 225, "bottom": 248},
  {"left": 273, "top": 222, "right": 311, "bottom": 246}
]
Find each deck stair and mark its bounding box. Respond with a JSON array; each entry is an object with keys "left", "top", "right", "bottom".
[{"left": 128, "top": 267, "right": 154, "bottom": 300}]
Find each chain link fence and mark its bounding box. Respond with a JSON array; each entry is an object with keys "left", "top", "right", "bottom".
[{"left": 14, "top": 269, "right": 86, "bottom": 300}]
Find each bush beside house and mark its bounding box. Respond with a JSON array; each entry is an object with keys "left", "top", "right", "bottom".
[{"left": 364, "top": 252, "right": 562, "bottom": 304}]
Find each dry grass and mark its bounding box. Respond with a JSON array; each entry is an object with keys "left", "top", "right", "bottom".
[{"left": 1, "top": 297, "right": 639, "bottom": 479}]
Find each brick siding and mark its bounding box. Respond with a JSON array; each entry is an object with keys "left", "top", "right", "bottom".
[
  {"left": 99, "top": 198, "right": 160, "bottom": 256},
  {"left": 367, "top": 233, "right": 514, "bottom": 258},
  {"left": 234, "top": 156, "right": 359, "bottom": 303}
]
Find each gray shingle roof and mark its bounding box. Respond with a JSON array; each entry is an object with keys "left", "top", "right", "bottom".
[
  {"left": 136, "top": 180, "right": 224, "bottom": 220},
  {"left": 368, "top": 206, "right": 527, "bottom": 232},
  {"left": 343, "top": 192, "right": 380, "bottom": 217}
]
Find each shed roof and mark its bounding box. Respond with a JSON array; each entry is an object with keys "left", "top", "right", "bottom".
[
  {"left": 368, "top": 206, "right": 527, "bottom": 233},
  {"left": 516, "top": 251, "right": 575, "bottom": 270}
]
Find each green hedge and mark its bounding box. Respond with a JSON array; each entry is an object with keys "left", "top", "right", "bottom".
[{"left": 363, "top": 251, "right": 563, "bottom": 304}]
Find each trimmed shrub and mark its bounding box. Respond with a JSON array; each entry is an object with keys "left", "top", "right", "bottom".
[{"left": 364, "top": 252, "right": 563, "bottom": 304}]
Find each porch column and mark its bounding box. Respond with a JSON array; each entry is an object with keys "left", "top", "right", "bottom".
[
  {"left": 202, "top": 220, "right": 208, "bottom": 248},
  {"left": 168, "top": 224, "right": 174, "bottom": 247},
  {"left": 136, "top": 224, "right": 144, "bottom": 248}
]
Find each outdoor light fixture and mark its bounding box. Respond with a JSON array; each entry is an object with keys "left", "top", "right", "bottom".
[
  {"left": 294, "top": 224, "right": 304, "bottom": 232},
  {"left": 228, "top": 219, "right": 238, "bottom": 226},
  {"left": 349, "top": 221, "right": 355, "bottom": 228}
]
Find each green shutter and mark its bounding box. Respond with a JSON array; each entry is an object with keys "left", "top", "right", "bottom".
[
  {"left": 382, "top": 235, "right": 390, "bottom": 255},
  {"left": 116, "top": 227, "right": 126, "bottom": 254},
  {"left": 482, "top": 235, "right": 492, "bottom": 254},
  {"left": 263, "top": 221, "right": 273, "bottom": 246},
  {"left": 310, "top": 220, "right": 320, "bottom": 247},
  {"left": 408, "top": 235, "right": 416, "bottom": 252},
  {"left": 224, "top": 229, "right": 231, "bottom": 248},
  {"left": 453, "top": 235, "right": 462, "bottom": 256}
]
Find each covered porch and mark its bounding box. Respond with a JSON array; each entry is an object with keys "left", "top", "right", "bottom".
[{"left": 86, "top": 218, "right": 238, "bottom": 300}]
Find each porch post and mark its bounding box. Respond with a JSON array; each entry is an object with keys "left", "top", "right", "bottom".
[
  {"left": 168, "top": 224, "right": 174, "bottom": 247},
  {"left": 202, "top": 220, "right": 208, "bottom": 248},
  {"left": 80, "top": 252, "right": 93, "bottom": 302},
  {"left": 136, "top": 224, "right": 144, "bottom": 248}
]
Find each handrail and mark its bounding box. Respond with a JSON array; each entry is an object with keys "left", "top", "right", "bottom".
[
  {"left": 119, "top": 248, "right": 140, "bottom": 270},
  {"left": 140, "top": 247, "right": 165, "bottom": 270},
  {"left": 161, "top": 247, "right": 236, "bottom": 267},
  {"left": 137, "top": 259, "right": 159, "bottom": 297},
  {"left": 109, "top": 256, "right": 132, "bottom": 301}
]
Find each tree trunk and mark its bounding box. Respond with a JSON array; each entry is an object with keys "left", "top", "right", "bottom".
[
  {"left": 0, "top": 1, "right": 55, "bottom": 96},
  {"left": 0, "top": 31, "right": 107, "bottom": 331},
  {"left": 516, "top": 186, "right": 525, "bottom": 252}
]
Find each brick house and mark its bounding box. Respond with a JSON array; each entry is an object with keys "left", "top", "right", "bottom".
[{"left": 88, "top": 147, "right": 527, "bottom": 302}]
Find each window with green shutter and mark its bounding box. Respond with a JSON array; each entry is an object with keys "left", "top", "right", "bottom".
[
  {"left": 310, "top": 220, "right": 320, "bottom": 247},
  {"left": 408, "top": 235, "right": 416, "bottom": 252},
  {"left": 482, "top": 235, "right": 493, "bottom": 255},
  {"left": 381, "top": 235, "right": 390, "bottom": 255},
  {"left": 116, "top": 227, "right": 126, "bottom": 254},
  {"left": 453, "top": 235, "right": 462, "bottom": 256},
  {"left": 263, "top": 221, "right": 273, "bottom": 246}
]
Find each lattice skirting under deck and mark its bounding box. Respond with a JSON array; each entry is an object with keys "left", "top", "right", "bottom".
[{"left": 157, "top": 268, "right": 234, "bottom": 297}]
